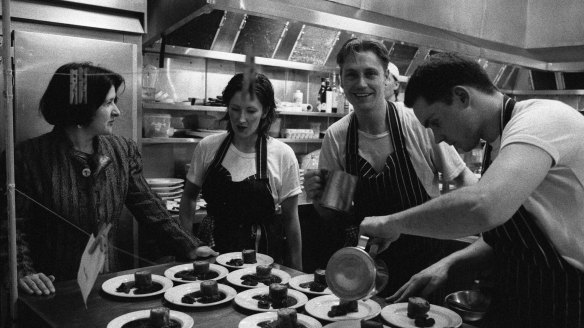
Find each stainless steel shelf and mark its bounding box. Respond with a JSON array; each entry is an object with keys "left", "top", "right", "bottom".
[
  {"left": 142, "top": 137, "right": 322, "bottom": 145},
  {"left": 142, "top": 138, "right": 200, "bottom": 144},
  {"left": 143, "top": 102, "right": 227, "bottom": 112},
  {"left": 143, "top": 102, "right": 347, "bottom": 117},
  {"left": 276, "top": 110, "right": 345, "bottom": 118},
  {"left": 278, "top": 138, "right": 323, "bottom": 143},
  {"left": 144, "top": 45, "right": 338, "bottom": 73}
]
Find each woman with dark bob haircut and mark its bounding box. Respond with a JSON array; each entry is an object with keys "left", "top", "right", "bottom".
[
  {"left": 2, "top": 62, "right": 216, "bottom": 296},
  {"left": 180, "top": 72, "right": 303, "bottom": 270}
]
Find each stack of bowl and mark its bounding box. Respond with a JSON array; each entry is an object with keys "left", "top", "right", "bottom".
[{"left": 146, "top": 178, "right": 184, "bottom": 216}]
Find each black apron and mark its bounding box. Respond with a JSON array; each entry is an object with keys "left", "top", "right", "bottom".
[
  {"left": 345, "top": 102, "right": 447, "bottom": 300},
  {"left": 198, "top": 133, "right": 278, "bottom": 257},
  {"left": 480, "top": 96, "right": 584, "bottom": 328}
]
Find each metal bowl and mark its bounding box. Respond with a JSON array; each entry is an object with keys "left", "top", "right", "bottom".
[{"left": 444, "top": 290, "right": 491, "bottom": 322}]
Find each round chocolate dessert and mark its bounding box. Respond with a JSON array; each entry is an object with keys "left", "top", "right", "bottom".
[
  {"left": 276, "top": 308, "right": 298, "bottom": 328},
  {"left": 269, "top": 283, "right": 288, "bottom": 308},
  {"left": 149, "top": 307, "right": 170, "bottom": 327},
  {"left": 134, "top": 271, "right": 152, "bottom": 289},
  {"left": 242, "top": 249, "right": 257, "bottom": 264},
  {"left": 200, "top": 280, "right": 220, "bottom": 300},
  {"left": 193, "top": 261, "right": 210, "bottom": 275},
  {"left": 256, "top": 265, "right": 273, "bottom": 278},
  {"left": 407, "top": 297, "right": 430, "bottom": 319},
  {"left": 314, "top": 269, "right": 326, "bottom": 285}
]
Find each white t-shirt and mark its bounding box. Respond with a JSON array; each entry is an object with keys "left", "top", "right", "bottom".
[
  {"left": 186, "top": 132, "right": 301, "bottom": 205},
  {"left": 319, "top": 102, "right": 467, "bottom": 198},
  {"left": 492, "top": 99, "right": 584, "bottom": 271}
]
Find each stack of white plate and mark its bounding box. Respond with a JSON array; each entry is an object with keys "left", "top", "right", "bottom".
[{"left": 146, "top": 178, "right": 184, "bottom": 214}]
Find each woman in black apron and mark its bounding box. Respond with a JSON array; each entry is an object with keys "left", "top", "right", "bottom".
[{"left": 180, "top": 73, "right": 302, "bottom": 270}]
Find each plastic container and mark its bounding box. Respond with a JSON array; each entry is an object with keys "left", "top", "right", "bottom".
[
  {"left": 143, "top": 114, "right": 172, "bottom": 138},
  {"left": 293, "top": 90, "right": 303, "bottom": 105}
]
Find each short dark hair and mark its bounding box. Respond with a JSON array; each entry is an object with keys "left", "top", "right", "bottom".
[
  {"left": 40, "top": 62, "right": 125, "bottom": 127},
  {"left": 404, "top": 52, "right": 497, "bottom": 108},
  {"left": 336, "top": 38, "right": 390, "bottom": 75},
  {"left": 221, "top": 72, "right": 276, "bottom": 138}
]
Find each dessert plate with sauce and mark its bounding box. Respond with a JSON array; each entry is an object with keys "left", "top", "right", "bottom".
[
  {"left": 380, "top": 303, "right": 462, "bottom": 328},
  {"left": 164, "top": 282, "right": 237, "bottom": 308},
  {"left": 164, "top": 263, "right": 229, "bottom": 284},
  {"left": 101, "top": 274, "right": 173, "bottom": 298},
  {"left": 146, "top": 178, "right": 184, "bottom": 187},
  {"left": 289, "top": 274, "right": 332, "bottom": 295},
  {"left": 323, "top": 320, "right": 389, "bottom": 328},
  {"left": 239, "top": 312, "right": 322, "bottom": 328},
  {"left": 216, "top": 252, "right": 274, "bottom": 269},
  {"left": 234, "top": 287, "right": 308, "bottom": 312},
  {"left": 304, "top": 295, "right": 381, "bottom": 322},
  {"left": 106, "top": 309, "right": 193, "bottom": 328},
  {"left": 226, "top": 267, "right": 291, "bottom": 288}
]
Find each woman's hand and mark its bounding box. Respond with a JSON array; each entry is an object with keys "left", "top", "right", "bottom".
[
  {"left": 385, "top": 260, "right": 451, "bottom": 303},
  {"left": 188, "top": 246, "right": 219, "bottom": 260},
  {"left": 19, "top": 273, "right": 55, "bottom": 295}
]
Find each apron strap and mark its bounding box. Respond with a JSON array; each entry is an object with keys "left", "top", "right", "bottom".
[
  {"left": 204, "top": 132, "right": 233, "bottom": 182},
  {"left": 481, "top": 95, "right": 515, "bottom": 175},
  {"left": 256, "top": 135, "right": 268, "bottom": 180},
  {"left": 345, "top": 102, "right": 394, "bottom": 175}
]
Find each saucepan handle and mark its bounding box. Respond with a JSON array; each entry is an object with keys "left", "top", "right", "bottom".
[
  {"left": 358, "top": 235, "right": 380, "bottom": 258},
  {"left": 357, "top": 235, "right": 369, "bottom": 250}
]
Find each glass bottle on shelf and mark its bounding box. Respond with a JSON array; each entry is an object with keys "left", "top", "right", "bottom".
[
  {"left": 331, "top": 73, "right": 338, "bottom": 113},
  {"left": 317, "top": 77, "right": 326, "bottom": 112},
  {"left": 325, "top": 78, "right": 333, "bottom": 113}
]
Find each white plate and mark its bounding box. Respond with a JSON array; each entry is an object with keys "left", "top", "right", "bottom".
[
  {"left": 107, "top": 309, "right": 193, "bottom": 328},
  {"left": 101, "top": 274, "right": 173, "bottom": 298},
  {"left": 304, "top": 295, "right": 381, "bottom": 322},
  {"left": 151, "top": 184, "right": 183, "bottom": 192},
  {"left": 216, "top": 252, "right": 274, "bottom": 269},
  {"left": 226, "top": 267, "right": 291, "bottom": 288},
  {"left": 234, "top": 286, "right": 308, "bottom": 312},
  {"left": 164, "top": 282, "right": 236, "bottom": 307},
  {"left": 324, "top": 320, "right": 389, "bottom": 328},
  {"left": 239, "top": 312, "right": 322, "bottom": 328},
  {"left": 164, "top": 263, "right": 229, "bottom": 283},
  {"left": 289, "top": 274, "right": 332, "bottom": 295},
  {"left": 146, "top": 178, "right": 184, "bottom": 187},
  {"left": 161, "top": 195, "right": 182, "bottom": 201},
  {"left": 156, "top": 189, "right": 184, "bottom": 197},
  {"left": 380, "top": 303, "right": 462, "bottom": 328}
]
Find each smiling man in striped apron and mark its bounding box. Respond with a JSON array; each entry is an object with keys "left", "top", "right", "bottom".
[
  {"left": 361, "top": 52, "right": 584, "bottom": 327},
  {"left": 303, "top": 38, "right": 477, "bottom": 300}
]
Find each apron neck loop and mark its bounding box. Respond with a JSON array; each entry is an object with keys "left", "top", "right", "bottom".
[{"left": 481, "top": 95, "right": 516, "bottom": 175}]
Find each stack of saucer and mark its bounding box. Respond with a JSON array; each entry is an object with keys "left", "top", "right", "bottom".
[{"left": 146, "top": 178, "right": 184, "bottom": 214}]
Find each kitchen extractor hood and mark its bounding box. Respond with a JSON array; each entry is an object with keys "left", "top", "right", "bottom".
[{"left": 145, "top": 0, "right": 584, "bottom": 92}]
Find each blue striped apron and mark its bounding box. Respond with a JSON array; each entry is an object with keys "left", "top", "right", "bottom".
[
  {"left": 480, "top": 96, "right": 584, "bottom": 328},
  {"left": 198, "top": 133, "right": 278, "bottom": 257},
  {"left": 345, "top": 101, "right": 447, "bottom": 300}
]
